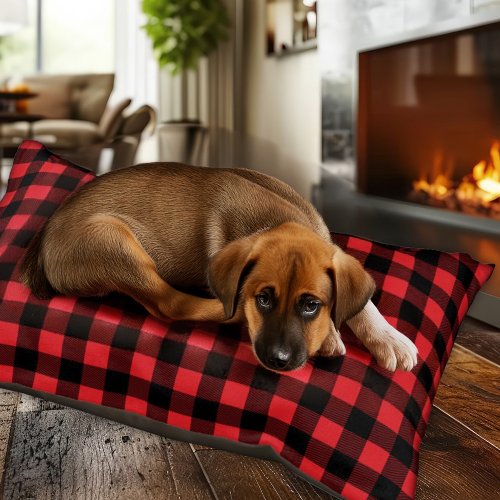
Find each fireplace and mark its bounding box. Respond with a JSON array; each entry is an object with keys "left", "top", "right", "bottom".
[
  {"left": 357, "top": 19, "right": 500, "bottom": 221},
  {"left": 318, "top": 12, "right": 500, "bottom": 328}
]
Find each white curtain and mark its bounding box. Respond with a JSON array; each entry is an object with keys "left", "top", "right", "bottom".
[{"left": 112, "top": 0, "right": 158, "bottom": 109}]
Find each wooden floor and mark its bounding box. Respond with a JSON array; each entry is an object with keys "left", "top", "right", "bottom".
[{"left": 0, "top": 317, "right": 498, "bottom": 499}]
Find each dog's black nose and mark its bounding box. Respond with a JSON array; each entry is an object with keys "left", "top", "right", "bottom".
[{"left": 267, "top": 346, "right": 292, "bottom": 370}]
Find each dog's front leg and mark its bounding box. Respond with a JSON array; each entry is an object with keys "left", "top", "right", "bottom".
[
  {"left": 318, "top": 321, "right": 346, "bottom": 357},
  {"left": 347, "top": 300, "right": 418, "bottom": 371}
]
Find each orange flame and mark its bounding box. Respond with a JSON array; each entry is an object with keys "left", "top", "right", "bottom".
[
  {"left": 471, "top": 141, "right": 500, "bottom": 203},
  {"left": 414, "top": 141, "right": 500, "bottom": 213}
]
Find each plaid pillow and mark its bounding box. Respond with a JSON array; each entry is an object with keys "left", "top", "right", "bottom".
[{"left": 0, "top": 141, "right": 493, "bottom": 499}]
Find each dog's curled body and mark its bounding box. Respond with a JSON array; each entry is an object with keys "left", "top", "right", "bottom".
[{"left": 21, "top": 163, "right": 418, "bottom": 372}]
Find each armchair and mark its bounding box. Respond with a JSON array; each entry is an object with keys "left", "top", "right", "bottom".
[{"left": 1, "top": 73, "right": 156, "bottom": 170}]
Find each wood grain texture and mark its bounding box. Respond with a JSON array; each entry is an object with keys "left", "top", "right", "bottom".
[
  {"left": 3, "top": 406, "right": 213, "bottom": 500},
  {"left": 433, "top": 344, "right": 500, "bottom": 447},
  {"left": 417, "top": 406, "right": 500, "bottom": 500},
  {"left": 0, "top": 389, "right": 18, "bottom": 490},
  {"left": 455, "top": 317, "right": 500, "bottom": 365},
  {"left": 191, "top": 444, "right": 335, "bottom": 499},
  {"left": 17, "top": 392, "right": 64, "bottom": 413}
]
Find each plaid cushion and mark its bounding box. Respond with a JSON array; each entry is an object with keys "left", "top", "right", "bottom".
[{"left": 0, "top": 141, "right": 494, "bottom": 499}]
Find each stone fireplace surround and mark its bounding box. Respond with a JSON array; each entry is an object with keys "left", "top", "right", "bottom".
[{"left": 319, "top": 10, "right": 500, "bottom": 328}]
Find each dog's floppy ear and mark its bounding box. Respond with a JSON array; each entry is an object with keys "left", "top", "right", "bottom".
[
  {"left": 329, "top": 246, "right": 375, "bottom": 327},
  {"left": 208, "top": 236, "right": 258, "bottom": 319}
]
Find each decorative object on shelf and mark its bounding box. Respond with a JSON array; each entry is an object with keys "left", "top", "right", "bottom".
[{"left": 267, "top": 0, "right": 317, "bottom": 57}]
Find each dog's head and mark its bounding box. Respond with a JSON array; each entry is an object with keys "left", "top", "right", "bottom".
[{"left": 208, "top": 223, "right": 375, "bottom": 372}]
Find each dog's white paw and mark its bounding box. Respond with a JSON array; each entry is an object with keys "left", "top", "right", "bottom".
[
  {"left": 318, "top": 331, "right": 346, "bottom": 357},
  {"left": 368, "top": 324, "right": 419, "bottom": 372}
]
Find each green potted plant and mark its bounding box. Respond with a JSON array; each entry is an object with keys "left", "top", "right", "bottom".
[
  {"left": 141, "top": 0, "right": 230, "bottom": 162},
  {"left": 141, "top": 0, "right": 230, "bottom": 76}
]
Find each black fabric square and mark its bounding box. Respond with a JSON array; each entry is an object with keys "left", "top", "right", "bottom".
[
  {"left": 35, "top": 200, "right": 58, "bottom": 217},
  {"left": 326, "top": 450, "right": 357, "bottom": 482},
  {"left": 33, "top": 146, "right": 51, "bottom": 164},
  {"left": 241, "top": 409, "right": 267, "bottom": 432},
  {"left": 363, "top": 366, "right": 390, "bottom": 399},
  {"left": 415, "top": 249, "right": 440, "bottom": 267},
  {"left": 2, "top": 200, "right": 21, "bottom": 217},
  {"left": 445, "top": 300, "right": 458, "bottom": 329},
  {"left": 65, "top": 314, "right": 93, "bottom": 340},
  {"left": 299, "top": 384, "right": 331, "bottom": 415},
  {"left": 312, "top": 354, "right": 344, "bottom": 373},
  {"left": 372, "top": 474, "right": 401, "bottom": 499},
  {"left": 169, "top": 321, "right": 195, "bottom": 335},
  {"left": 285, "top": 425, "right": 310, "bottom": 456},
  {"left": 399, "top": 300, "right": 423, "bottom": 329},
  {"left": 391, "top": 435, "right": 414, "bottom": 468},
  {"left": 112, "top": 325, "right": 140, "bottom": 351},
  {"left": 20, "top": 172, "right": 37, "bottom": 188},
  {"left": 54, "top": 174, "right": 80, "bottom": 191},
  {"left": 193, "top": 397, "right": 219, "bottom": 422},
  {"left": 13, "top": 230, "right": 35, "bottom": 248},
  {"left": 157, "top": 338, "right": 185, "bottom": 366},
  {"left": 0, "top": 262, "right": 16, "bottom": 280},
  {"left": 417, "top": 363, "right": 434, "bottom": 393},
  {"left": 250, "top": 366, "right": 280, "bottom": 393},
  {"left": 148, "top": 382, "right": 172, "bottom": 409},
  {"left": 14, "top": 347, "right": 38, "bottom": 372},
  {"left": 204, "top": 351, "right": 232, "bottom": 379},
  {"left": 457, "top": 260, "right": 474, "bottom": 289},
  {"left": 410, "top": 270, "right": 433, "bottom": 296},
  {"left": 364, "top": 253, "right": 392, "bottom": 275},
  {"left": 20, "top": 303, "right": 46, "bottom": 329},
  {"left": 104, "top": 369, "right": 130, "bottom": 395},
  {"left": 403, "top": 396, "right": 421, "bottom": 430},
  {"left": 58, "top": 358, "right": 83, "bottom": 384},
  {"left": 433, "top": 331, "right": 446, "bottom": 362},
  {"left": 345, "top": 407, "right": 375, "bottom": 440}
]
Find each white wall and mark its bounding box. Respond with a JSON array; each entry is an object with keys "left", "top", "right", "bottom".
[{"left": 242, "top": 0, "right": 321, "bottom": 194}]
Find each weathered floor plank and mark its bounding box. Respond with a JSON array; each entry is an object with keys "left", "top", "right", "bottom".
[
  {"left": 0, "top": 389, "right": 18, "bottom": 491},
  {"left": 191, "top": 444, "right": 334, "bottom": 499},
  {"left": 417, "top": 406, "right": 500, "bottom": 499},
  {"left": 455, "top": 317, "right": 500, "bottom": 365},
  {"left": 433, "top": 344, "right": 500, "bottom": 448},
  {"left": 3, "top": 402, "right": 213, "bottom": 500}
]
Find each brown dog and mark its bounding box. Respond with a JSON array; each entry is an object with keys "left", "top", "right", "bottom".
[{"left": 21, "top": 163, "right": 418, "bottom": 372}]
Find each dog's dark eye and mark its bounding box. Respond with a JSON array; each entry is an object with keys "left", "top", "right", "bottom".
[
  {"left": 256, "top": 289, "right": 273, "bottom": 311},
  {"left": 301, "top": 297, "right": 321, "bottom": 318}
]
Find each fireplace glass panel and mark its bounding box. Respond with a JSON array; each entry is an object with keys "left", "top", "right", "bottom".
[{"left": 358, "top": 21, "right": 500, "bottom": 219}]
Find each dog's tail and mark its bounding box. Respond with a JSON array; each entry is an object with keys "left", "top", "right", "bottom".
[{"left": 19, "top": 228, "right": 55, "bottom": 299}]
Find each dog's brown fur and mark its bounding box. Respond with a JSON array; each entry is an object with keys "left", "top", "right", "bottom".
[{"left": 21, "top": 162, "right": 406, "bottom": 372}]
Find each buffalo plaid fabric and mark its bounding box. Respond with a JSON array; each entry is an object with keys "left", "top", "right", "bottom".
[{"left": 0, "top": 141, "right": 494, "bottom": 499}]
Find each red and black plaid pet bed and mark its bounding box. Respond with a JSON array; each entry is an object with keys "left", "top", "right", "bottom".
[{"left": 0, "top": 141, "right": 494, "bottom": 499}]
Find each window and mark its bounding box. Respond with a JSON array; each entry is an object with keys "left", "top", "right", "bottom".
[{"left": 0, "top": 0, "right": 115, "bottom": 79}]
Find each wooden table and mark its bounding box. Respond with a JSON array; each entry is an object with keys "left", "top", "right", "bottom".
[{"left": 0, "top": 91, "right": 38, "bottom": 113}]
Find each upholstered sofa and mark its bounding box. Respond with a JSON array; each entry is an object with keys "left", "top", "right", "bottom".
[{"left": 1, "top": 73, "right": 155, "bottom": 170}]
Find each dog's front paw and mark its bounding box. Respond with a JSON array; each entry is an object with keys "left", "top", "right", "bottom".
[
  {"left": 368, "top": 325, "right": 418, "bottom": 372},
  {"left": 318, "top": 331, "right": 346, "bottom": 358}
]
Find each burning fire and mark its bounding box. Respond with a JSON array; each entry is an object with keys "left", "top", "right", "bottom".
[{"left": 412, "top": 142, "right": 500, "bottom": 219}]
